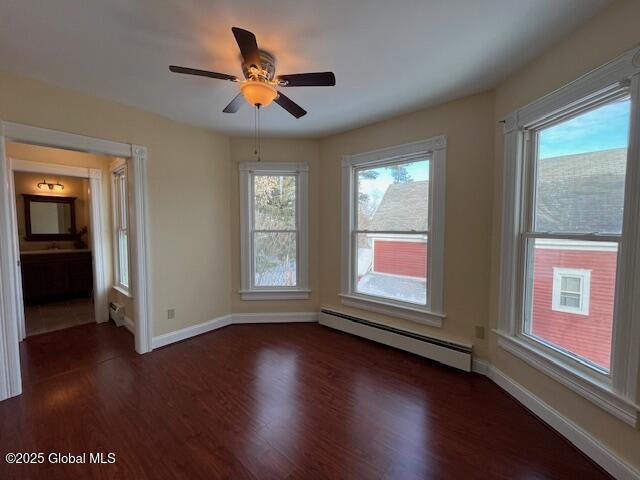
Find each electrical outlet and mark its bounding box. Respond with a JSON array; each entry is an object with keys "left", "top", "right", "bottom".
[
  {"left": 167, "top": 309, "right": 175, "bottom": 320},
  {"left": 474, "top": 325, "right": 485, "bottom": 339}
]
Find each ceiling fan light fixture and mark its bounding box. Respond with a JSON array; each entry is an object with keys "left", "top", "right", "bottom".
[{"left": 240, "top": 80, "right": 277, "bottom": 107}]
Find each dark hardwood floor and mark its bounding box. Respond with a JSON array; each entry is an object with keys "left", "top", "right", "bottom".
[{"left": 0, "top": 322, "right": 609, "bottom": 479}]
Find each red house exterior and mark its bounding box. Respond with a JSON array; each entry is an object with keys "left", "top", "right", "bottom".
[
  {"left": 372, "top": 240, "right": 427, "bottom": 278},
  {"left": 529, "top": 243, "right": 616, "bottom": 370}
]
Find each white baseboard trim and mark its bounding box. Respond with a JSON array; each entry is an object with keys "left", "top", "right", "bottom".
[
  {"left": 475, "top": 357, "right": 637, "bottom": 478},
  {"left": 472, "top": 358, "right": 490, "bottom": 376},
  {"left": 150, "top": 312, "right": 318, "bottom": 350},
  {"left": 151, "top": 315, "right": 233, "bottom": 350},
  {"left": 232, "top": 312, "right": 318, "bottom": 324},
  {"left": 485, "top": 365, "right": 639, "bottom": 480}
]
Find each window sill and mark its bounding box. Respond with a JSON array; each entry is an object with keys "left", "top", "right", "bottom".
[
  {"left": 339, "top": 293, "right": 444, "bottom": 328},
  {"left": 494, "top": 330, "right": 639, "bottom": 427},
  {"left": 112, "top": 285, "right": 132, "bottom": 298},
  {"left": 239, "top": 289, "right": 311, "bottom": 301}
]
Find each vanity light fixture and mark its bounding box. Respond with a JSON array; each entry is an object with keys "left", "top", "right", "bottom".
[{"left": 37, "top": 179, "right": 64, "bottom": 192}]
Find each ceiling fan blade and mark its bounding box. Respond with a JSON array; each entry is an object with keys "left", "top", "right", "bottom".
[
  {"left": 232, "top": 27, "right": 261, "bottom": 68},
  {"left": 169, "top": 65, "right": 238, "bottom": 82},
  {"left": 277, "top": 72, "right": 336, "bottom": 87},
  {"left": 222, "top": 93, "right": 245, "bottom": 113},
  {"left": 274, "top": 92, "right": 307, "bottom": 118}
]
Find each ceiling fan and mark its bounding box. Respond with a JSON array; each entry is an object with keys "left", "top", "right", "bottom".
[{"left": 169, "top": 27, "right": 336, "bottom": 118}]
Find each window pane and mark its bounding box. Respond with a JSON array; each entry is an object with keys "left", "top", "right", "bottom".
[
  {"left": 525, "top": 238, "right": 617, "bottom": 371},
  {"left": 356, "top": 159, "right": 429, "bottom": 231},
  {"left": 560, "top": 293, "right": 580, "bottom": 308},
  {"left": 119, "top": 174, "right": 127, "bottom": 229},
  {"left": 561, "top": 276, "right": 581, "bottom": 293},
  {"left": 254, "top": 175, "right": 296, "bottom": 230},
  {"left": 118, "top": 230, "right": 129, "bottom": 288},
  {"left": 534, "top": 97, "right": 630, "bottom": 234},
  {"left": 254, "top": 232, "right": 297, "bottom": 287},
  {"left": 355, "top": 233, "right": 427, "bottom": 305}
]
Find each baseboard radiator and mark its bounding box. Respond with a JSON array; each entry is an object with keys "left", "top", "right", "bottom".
[{"left": 319, "top": 309, "right": 472, "bottom": 371}]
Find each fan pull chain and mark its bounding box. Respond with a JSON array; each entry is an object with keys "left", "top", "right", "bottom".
[
  {"left": 254, "top": 106, "right": 258, "bottom": 158},
  {"left": 253, "top": 105, "right": 262, "bottom": 161}
]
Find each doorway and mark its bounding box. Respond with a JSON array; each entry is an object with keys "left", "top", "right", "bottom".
[
  {"left": 0, "top": 122, "right": 152, "bottom": 401},
  {"left": 15, "top": 170, "right": 96, "bottom": 336}
]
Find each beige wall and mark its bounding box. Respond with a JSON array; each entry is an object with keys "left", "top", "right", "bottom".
[
  {"left": 13, "top": 171, "right": 90, "bottom": 252},
  {"left": 319, "top": 91, "right": 496, "bottom": 358},
  {"left": 230, "top": 93, "right": 497, "bottom": 364},
  {"left": 0, "top": 72, "right": 232, "bottom": 336},
  {"left": 229, "top": 137, "right": 321, "bottom": 313},
  {"left": 490, "top": 0, "right": 640, "bottom": 470}
]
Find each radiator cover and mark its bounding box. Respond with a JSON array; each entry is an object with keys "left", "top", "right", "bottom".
[{"left": 319, "top": 308, "right": 472, "bottom": 371}]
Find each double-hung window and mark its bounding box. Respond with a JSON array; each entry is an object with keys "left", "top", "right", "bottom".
[
  {"left": 239, "top": 162, "right": 309, "bottom": 300},
  {"left": 498, "top": 47, "right": 640, "bottom": 425},
  {"left": 521, "top": 94, "right": 630, "bottom": 373},
  {"left": 111, "top": 161, "right": 130, "bottom": 295},
  {"left": 341, "top": 137, "right": 447, "bottom": 327}
]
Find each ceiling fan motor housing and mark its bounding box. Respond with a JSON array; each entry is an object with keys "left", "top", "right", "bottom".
[{"left": 242, "top": 49, "right": 277, "bottom": 81}]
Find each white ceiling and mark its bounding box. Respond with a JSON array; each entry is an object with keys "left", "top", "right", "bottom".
[{"left": 0, "top": 0, "right": 609, "bottom": 138}]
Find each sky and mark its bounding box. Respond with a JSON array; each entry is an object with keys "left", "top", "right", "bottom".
[
  {"left": 539, "top": 97, "right": 630, "bottom": 159},
  {"left": 358, "top": 158, "right": 429, "bottom": 196}
]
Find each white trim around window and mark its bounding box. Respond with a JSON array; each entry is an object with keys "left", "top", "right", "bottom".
[
  {"left": 110, "top": 158, "right": 131, "bottom": 297},
  {"left": 239, "top": 162, "right": 310, "bottom": 300},
  {"left": 551, "top": 268, "right": 591, "bottom": 316},
  {"left": 497, "top": 46, "right": 640, "bottom": 426},
  {"left": 340, "top": 136, "right": 447, "bottom": 327}
]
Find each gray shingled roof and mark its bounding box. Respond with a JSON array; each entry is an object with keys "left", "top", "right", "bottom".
[
  {"left": 368, "top": 180, "right": 428, "bottom": 231},
  {"left": 367, "top": 149, "right": 625, "bottom": 234},
  {"left": 536, "top": 148, "right": 626, "bottom": 234}
]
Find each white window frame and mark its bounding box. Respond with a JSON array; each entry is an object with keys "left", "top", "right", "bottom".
[
  {"left": 552, "top": 268, "right": 591, "bottom": 315},
  {"left": 110, "top": 158, "right": 131, "bottom": 297},
  {"left": 340, "top": 136, "right": 446, "bottom": 327},
  {"left": 239, "top": 162, "right": 309, "bottom": 300},
  {"left": 497, "top": 47, "right": 640, "bottom": 426}
]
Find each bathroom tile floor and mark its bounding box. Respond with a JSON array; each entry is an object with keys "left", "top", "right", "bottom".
[{"left": 24, "top": 297, "right": 95, "bottom": 336}]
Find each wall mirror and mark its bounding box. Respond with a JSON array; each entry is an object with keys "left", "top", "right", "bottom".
[{"left": 23, "top": 194, "right": 77, "bottom": 241}]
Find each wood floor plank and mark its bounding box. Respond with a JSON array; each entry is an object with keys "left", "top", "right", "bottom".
[{"left": 0, "top": 322, "right": 611, "bottom": 479}]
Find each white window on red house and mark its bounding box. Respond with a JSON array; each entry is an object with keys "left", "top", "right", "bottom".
[
  {"left": 354, "top": 159, "right": 429, "bottom": 305},
  {"left": 523, "top": 95, "right": 630, "bottom": 372},
  {"left": 551, "top": 267, "right": 591, "bottom": 315}
]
